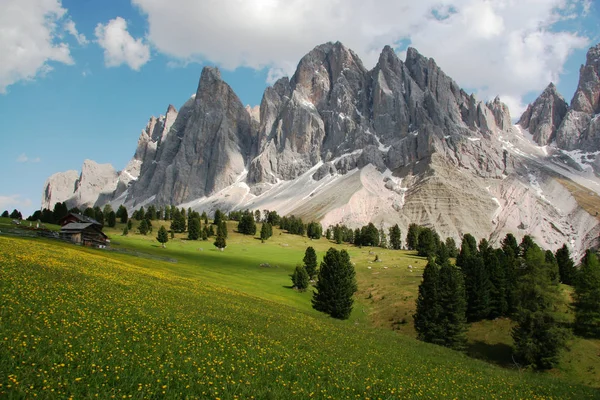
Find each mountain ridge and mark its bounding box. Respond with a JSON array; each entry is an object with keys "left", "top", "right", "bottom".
[{"left": 41, "top": 41, "right": 600, "bottom": 255}]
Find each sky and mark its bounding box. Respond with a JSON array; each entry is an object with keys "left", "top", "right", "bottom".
[{"left": 0, "top": 0, "right": 599, "bottom": 218}]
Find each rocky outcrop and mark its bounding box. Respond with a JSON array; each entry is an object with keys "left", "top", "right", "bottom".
[
  {"left": 42, "top": 170, "right": 79, "bottom": 210},
  {"left": 518, "top": 83, "right": 568, "bottom": 146},
  {"left": 128, "top": 67, "right": 257, "bottom": 205}
]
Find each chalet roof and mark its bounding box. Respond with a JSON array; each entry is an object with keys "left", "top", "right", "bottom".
[
  {"left": 60, "top": 213, "right": 102, "bottom": 226},
  {"left": 61, "top": 222, "right": 95, "bottom": 231},
  {"left": 61, "top": 222, "right": 108, "bottom": 239}
]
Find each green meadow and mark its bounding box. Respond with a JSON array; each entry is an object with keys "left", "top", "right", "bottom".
[{"left": 0, "top": 218, "right": 599, "bottom": 398}]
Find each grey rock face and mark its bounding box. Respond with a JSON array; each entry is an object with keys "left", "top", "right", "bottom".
[
  {"left": 554, "top": 43, "right": 600, "bottom": 150},
  {"left": 42, "top": 170, "right": 79, "bottom": 210},
  {"left": 128, "top": 67, "right": 256, "bottom": 206},
  {"left": 517, "top": 83, "right": 568, "bottom": 145}
]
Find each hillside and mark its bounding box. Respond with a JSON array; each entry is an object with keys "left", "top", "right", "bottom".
[{"left": 1, "top": 230, "right": 599, "bottom": 398}]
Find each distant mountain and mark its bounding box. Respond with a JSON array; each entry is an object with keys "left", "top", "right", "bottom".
[
  {"left": 42, "top": 42, "right": 600, "bottom": 255},
  {"left": 519, "top": 43, "right": 600, "bottom": 151}
]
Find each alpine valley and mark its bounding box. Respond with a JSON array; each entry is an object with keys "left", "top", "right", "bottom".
[{"left": 42, "top": 42, "right": 600, "bottom": 255}]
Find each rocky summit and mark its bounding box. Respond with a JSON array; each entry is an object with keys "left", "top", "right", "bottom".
[{"left": 42, "top": 42, "right": 600, "bottom": 255}]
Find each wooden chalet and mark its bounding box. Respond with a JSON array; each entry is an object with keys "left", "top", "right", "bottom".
[{"left": 59, "top": 213, "right": 109, "bottom": 247}]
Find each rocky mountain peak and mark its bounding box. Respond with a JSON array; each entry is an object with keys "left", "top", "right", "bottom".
[
  {"left": 518, "top": 82, "right": 568, "bottom": 146},
  {"left": 571, "top": 43, "right": 600, "bottom": 115}
]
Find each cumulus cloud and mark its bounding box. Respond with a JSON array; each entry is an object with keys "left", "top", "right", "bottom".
[
  {"left": 95, "top": 17, "right": 150, "bottom": 70},
  {"left": 16, "top": 153, "right": 41, "bottom": 163},
  {"left": 0, "top": 195, "right": 32, "bottom": 211},
  {"left": 133, "top": 0, "right": 591, "bottom": 116},
  {"left": 0, "top": 0, "right": 74, "bottom": 93},
  {"left": 64, "top": 19, "right": 88, "bottom": 45}
]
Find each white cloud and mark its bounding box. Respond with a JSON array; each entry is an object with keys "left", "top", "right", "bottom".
[
  {"left": 95, "top": 17, "right": 150, "bottom": 71},
  {"left": 133, "top": 0, "right": 590, "bottom": 117},
  {"left": 64, "top": 19, "right": 88, "bottom": 45},
  {"left": 17, "top": 153, "right": 41, "bottom": 163},
  {"left": 0, "top": 195, "right": 32, "bottom": 211},
  {"left": 0, "top": 0, "right": 74, "bottom": 93}
]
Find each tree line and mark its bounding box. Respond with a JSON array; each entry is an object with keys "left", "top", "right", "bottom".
[{"left": 413, "top": 229, "right": 600, "bottom": 370}]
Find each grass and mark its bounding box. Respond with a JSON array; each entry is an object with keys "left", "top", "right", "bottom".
[
  {"left": 556, "top": 178, "right": 600, "bottom": 219},
  {"left": 1, "top": 220, "right": 599, "bottom": 397}
]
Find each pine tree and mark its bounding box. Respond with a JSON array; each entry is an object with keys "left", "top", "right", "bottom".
[
  {"left": 201, "top": 227, "right": 208, "bottom": 241},
  {"left": 388, "top": 224, "right": 402, "bottom": 250},
  {"left": 312, "top": 248, "right": 357, "bottom": 320},
  {"left": 556, "top": 244, "right": 576, "bottom": 285},
  {"left": 573, "top": 250, "right": 600, "bottom": 338},
  {"left": 487, "top": 248, "right": 508, "bottom": 318},
  {"left": 360, "top": 223, "right": 379, "bottom": 247},
  {"left": 291, "top": 265, "right": 309, "bottom": 291},
  {"left": 406, "top": 223, "right": 422, "bottom": 250},
  {"left": 416, "top": 228, "right": 438, "bottom": 258},
  {"left": 260, "top": 222, "right": 272, "bottom": 241},
  {"left": 511, "top": 243, "right": 569, "bottom": 370},
  {"left": 116, "top": 205, "right": 128, "bottom": 223},
  {"left": 218, "top": 221, "right": 228, "bottom": 239},
  {"left": 107, "top": 211, "right": 117, "bottom": 228},
  {"left": 188, "top": 218, "right": 201, "bottom": 240},
  {"left": 462, "top": 255, "right": 491, "bottom": 321},
  {"left": 445, "top": 237, "right": 458, "bottom": 258},
  {"left": 53, "top": 202, "right": 68, "bottom": 223},
  {"left": 456, "top": 233, "right": 478, "bottom": 268},
  {"left": 303, "top": 246, "right": 318, "bottom": 280},
  {"left": 501, "top": 234, "right": 519, "bottom": 314},
  {"left": 414, "top": 260, "right": 444, "bottom": 345},
  {"left": 214, "top": 209, "right": 223, "bottom": 226},
  {"left": 438, "top": 262, "right": 468, "bottom": 350},
  {"left": 157, "top": 226, "right": 169, "bottom": 248},
  {"left": 214, "top": 233, "right": 226, "bottom": 251},
  {"left": 127, "top": 219, "right": 133, "bottom": 230},
  {"left": 122, "top": 226, "right": 129, "bottom": 236},
  {"left": 138, "top": 219, "right": 149, "bottom": 235},
  {"left": 1, "top": 210, "right": 9, "bottom": 218}
]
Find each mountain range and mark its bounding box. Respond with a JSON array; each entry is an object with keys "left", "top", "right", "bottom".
[{"left": 42, "top": 42, "right": 600, "bottom": 255}]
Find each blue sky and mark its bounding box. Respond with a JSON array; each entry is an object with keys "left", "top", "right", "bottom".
[{"left": 0, "top": 0, "right": 598, "bottom": 217}]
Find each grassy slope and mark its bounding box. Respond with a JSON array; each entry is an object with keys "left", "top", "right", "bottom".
[
  {"left": 1, "top": 236, "right": 598, "bottom": 399},
  {"left": 106, "top": 220, "right": 600, "bottom": 388}
]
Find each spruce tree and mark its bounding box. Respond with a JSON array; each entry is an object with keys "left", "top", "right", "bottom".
[
  {"left": 379, "top": 227, "right": 388, "bottom": 249},
  {"left": 214, "top": 233, "right": 226, "bottom": 251},
  {"left": 188, "top": 218, "right": 201, "bottom": 240},
  {"left": 107, "top": 211, "right": 116, "bottom": 228},
  {"left": 117, "top": 205, "right": 128, "bottom": 223},
  {"left": 438, "top": 262, "right": 468, "bottom": 350},
  {"left": 291, "top": 265, "right": 309, "bottom": 291},
  {"left": 214, "top": 209, "right": 223, "bottom": 226},
  {"left": 303, "top": 246, "right": 318, "bottom": 280},
  {"left": 1, "top": 210, "right": 8, "bottom": 218},
  {"left": 389, "top": 224, "right": 402, "bottom": 250},
  {"left": 573, "top": 250, "right": 600, "bottom": 338},
  {"left": 312, "top": 248, "right": 357, "bottom": 320},
  {"left": 138, "top": 219, "right": 149, "bottom": 235},
  {"left": 456, "top": 233, "right": 478, "bottom": 268},
  {"left": 122, "top": 226, "right": 129, "bottom": 236},
  {"left": 511, "top": 243, "right": 569, "bottom": 370},
  {"left": 487, "top": 248, "right": 508, "bottom": 318},
  {"left": 260, "top": 222, "right": 272, "bottom": 241},
  {"left": 406, "top": 223, "right": 421, "bottom": 250},
  {"left": 414, "top": 260, "right": 443, "bottom": 345},
  {"left": 416, "top": 228, "right": 438, "bottom": 258},
  {"left": 157, "top": 226, "right": 169, "bottom": 248},
  {"left": 556, "top": 244, "right": 576, "bottom": 285},
  {"left": 445, "top": 237, "right": 458, "bottom": 258}
]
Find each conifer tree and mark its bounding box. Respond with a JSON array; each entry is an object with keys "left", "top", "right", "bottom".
[
  {"left": 201, "top": 227, "right": 208, "bottom": 241},
  {"left": 456, "top": 233, "right": 478, "bottom": 268},
  {"left": 138, "top": 219, "right": 149, "bottom": 235},
  {"left": 303, "top": 246, "right": 318, "bottom": 280},
  {"left": 127, "top": 219, "right": 133, "bottom": 230},
  {"left": 107, "top": 211, "right": 117, "bottom": 228},
  {"left": 1, "top": 210, "right": 8, "bottom": 218},
  {"left": 116, "top": 205, "right": 128, "bottom": 223},
  {"left": 438, "top": 261, "right": 468, "bottom": 350},
  {"left": 291, "top": 265, "right": 309, "bottom": 291},
  {"left": 414, "top": 260, "right": 443, "bottom": 345},
  {"left": 354, "top": 228, "right": 361, "bottom": 246},
  {"left": 214, "top": 232, "right": 226, "bottom": 251},
  {"left": 157, "top": 226, "right": 169, "bottom": 248},
  {"left": 122, "top": 226, "right": 129, "bottom": 236},
  {"left": 188, "top": 217, "right": 201, "bottom": 240},
  {"left": 556, "top": 244, "right": 576, "bottom": 285},
  {"left": 416, "top": 228, "right": 438, "bottom": 258},
  {"left": 463, "top": 255, "right": 491, "bottom": 321},
  {"left": 218, "top": 221, "right": 228, "bottom": 238},
  {"left": 312, "top": 248, "right": 357, "bottom": 320},
  {"left": 208, "top": 225, "right": 215, "bottom": 237},
  {"left": 445, "top": 237, "right": 458, "bottom": 258},
  {"left": 573, "top": 250, "right": 600, "bottom": 338},
  {"left": 389, "top": 224, "right": 402, "bottom": 250},
  {"left": 214, "top": 209, "right": 223, "bottom": 226},
  {"left": 260, "top": 222, "right": 272, "bottom": 241},
  {"left": 512, "top": 243, "right": 569, "bottom": 370},
  {"left": 487, "top": 248, "right": 508, "bottom": 318},
  {"left": 406, "top": 223, "right": 421, "bottom": 250}
]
